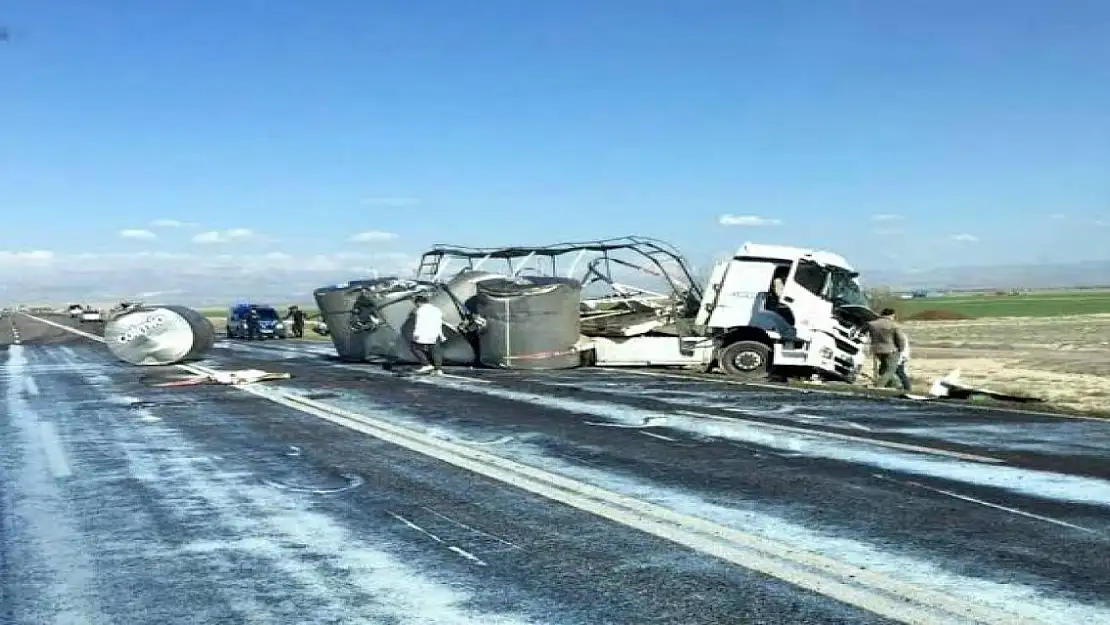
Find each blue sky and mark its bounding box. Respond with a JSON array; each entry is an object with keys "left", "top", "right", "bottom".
[{"left": 1, "top": 0, "right": 1108, "bottom": 287}]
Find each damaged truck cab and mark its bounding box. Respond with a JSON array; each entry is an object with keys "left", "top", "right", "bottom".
[
  {"left": 583, "top": 241, "right": 875, "bottom": 382},
  {"left": 693, "top": 243, "right": 875, "bottom": 381}
]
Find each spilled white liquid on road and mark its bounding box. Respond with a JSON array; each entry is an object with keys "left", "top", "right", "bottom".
[
  {"left": 376, "top": 372, "right": 1110, "bottom": 508},
  {"left": 4, "top": 344, "right": 547, "bottom": 625},
  {"left": 2, "top": 345, "right": 112, "bottom": 625},
  {"left": 305, "top": 381, "right": 1110, "bottom": 624}
]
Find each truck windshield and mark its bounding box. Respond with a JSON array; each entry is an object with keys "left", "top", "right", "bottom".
[
  {"left": 827, "top": 269, "right": 869, "bottom": 308},
  {"left": 255, "top": 308, "right": 279, "bottom": 320}
]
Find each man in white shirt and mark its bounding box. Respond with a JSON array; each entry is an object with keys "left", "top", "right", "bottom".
[
  {"left": 410, "top": 294, "right": 446, "bottom": 375},
  {"left": 895, "top": 334, "right": 912, "bottom": 392}
]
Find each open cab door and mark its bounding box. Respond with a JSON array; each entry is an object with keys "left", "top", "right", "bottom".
[{"left": 778, "top": 255, "right": 832, "bottom": 327}]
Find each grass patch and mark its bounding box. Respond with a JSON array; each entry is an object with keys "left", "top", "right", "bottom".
[{"left": 894, "top": 290, "right": 1110, "bottom": 319}]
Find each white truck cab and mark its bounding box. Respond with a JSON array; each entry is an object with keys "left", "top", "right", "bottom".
[
  {"left": 693, "top": 243, "right": 875, "bottom": 380},
  {"left": 586, "top": 242, "right": 875, "bottom": 381}
]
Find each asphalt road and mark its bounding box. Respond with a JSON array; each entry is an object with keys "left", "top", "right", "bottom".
[{"left": 4, "top": 312, "right": 1110, "bottom": 624}]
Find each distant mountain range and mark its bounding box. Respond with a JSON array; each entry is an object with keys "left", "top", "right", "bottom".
[
  {"left": 4, "top": 260, "right": 1110, "bottom": 308},
  {"left": 860, "top": 260, "right": 1110, "bottom": 291}
]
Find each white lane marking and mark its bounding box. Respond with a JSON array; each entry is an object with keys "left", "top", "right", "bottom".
[
  {"left": 224, "top": 379, "right": 1030, "bottom": 624},
  {"left": 452, "top": 435, "right": 515, "bottom": 446},
  {"left": 583, "top": 416, "right": 668, "bottom": 429},
  {"left": 448, "top": 546, "right": 487, "bottom": 565},
  {"left": 23, "top": 372, "right": 40, "bottom": 395},
  {"left": 419, "top": 506, "right": 522, "bottom": 550},
  {"left": 600, "top": 367, "right": 1110, "bottom": 423},
  {"left": 4, "top": 344, "right": 110, "bottom": 624},
  {"left": 21, "top": 315, "right": 1061, "bottom": 624},
  {"left": 874, "top": 474, "right": 1097, "bottom": 534},
  {"left": 678, "top": 409, "right": 1003, "bottom": 464},
  {"left": 338, "top": 357, "right": 1007, "bottom": 465},
  {"left": 39, "top": 420, "right": 74, "bottom": 478},
  {"left": 387, "top": 511, "right": 488, "bottom": 567},
  {"left": 640, "top": 431, "right": 678, "bottom": 442}
]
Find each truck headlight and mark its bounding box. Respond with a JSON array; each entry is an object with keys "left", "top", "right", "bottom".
[{"left": 275, "top": 322, "right": 284, "bottom": 329}]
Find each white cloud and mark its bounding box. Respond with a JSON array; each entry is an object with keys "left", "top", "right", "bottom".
[
  {"left": 119, "top": 228, "right": 157, "bottom": 240},
  {"left": 0, "top": 249, "right": 423, "bottom": 304},
  {"left": 872, "top": 227, "right": 904, "bottom": 236},
  {"left": 950, "top": 233, "right": 979, "bottom": 242},
  {"left": 0, "top": 250, "right": 54, "bottom": 266},
  {"left": 871, "top": 214, "right": 902, "bottom": 222},
  {"left": 349, "top": 230, "right": 400, "bottom": 242},
  {"left": 718, "top": 214, "right": 782, "bottom": 227},
  {"left": 150, "top": 218, "right": 194, "bottom": 228},
  {"left": 361, "top": 196, "right": 421, "bottom": 207},
  {"left": 192, "top": 228, "right": 259, "bottom": 244}
]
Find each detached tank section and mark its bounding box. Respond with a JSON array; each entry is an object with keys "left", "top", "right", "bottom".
[
  {"left": 103, "top": 305, "right": 216, "bottom": 366},
  {"left": 474, "top": 277, "right": 582, "bottom": 369}
]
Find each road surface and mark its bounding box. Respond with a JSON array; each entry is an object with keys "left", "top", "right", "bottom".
[{"left": 3, "top": 312, "right": 1109, "bottom": 624}]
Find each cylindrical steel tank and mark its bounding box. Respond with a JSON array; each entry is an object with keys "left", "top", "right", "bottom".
[
  {"left": 439, "top": 269, "right": 504, "bottom": 314},
  {"left": 361, "top": 278, "right": 482, "bottom": 365},
  {"left": 313, "top": 279, "right": 382, "bottom": 361},
  {"left": 474, "top": 277, "right": 583, "bottom": 370},
  {"left": 104, "top": 305, "right": 216, "bottom": 366}
]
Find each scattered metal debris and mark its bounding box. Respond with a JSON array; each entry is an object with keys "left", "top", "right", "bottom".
[
  {"left": 929, "top": 369, "right": 1045, "bottom": 404},
  {"left": 152, "top": 368, "right": 293, "bottom": 387}
]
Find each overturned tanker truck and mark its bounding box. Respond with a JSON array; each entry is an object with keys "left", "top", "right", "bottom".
[{"left": 314, "top": 236, "right": 877, "bottom": 381}]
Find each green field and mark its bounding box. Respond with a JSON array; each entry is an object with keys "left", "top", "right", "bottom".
[{"left": 894, "top": 290, "right": 1110, "bottom": 319}]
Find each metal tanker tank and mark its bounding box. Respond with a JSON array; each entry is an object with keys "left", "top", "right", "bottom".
[
  {"left": 356, "top": 278, "right": 430, "bottom": 363},
  {"left": 104, "top": 305, "right": 216, "bottom": 365},
  {"left": 313, "top": 279, "right": 382, "bottom": 361},
  {"left": 474, "top": 277, "right": 583, "bottom": 370},
  {"left": 438, "top": 269, "right": 505, "bottom": 314},
  {"left": 362, "top": 277, "right": 484, "bottom": 365}
]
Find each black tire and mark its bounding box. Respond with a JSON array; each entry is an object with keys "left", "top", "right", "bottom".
[{"left": 718, "top": 340, "right": 772, "bottom": 380}]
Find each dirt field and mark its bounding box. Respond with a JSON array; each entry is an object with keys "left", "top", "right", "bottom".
[{"left": 895, "top": 314, "right": 1110, "bottom": 414}]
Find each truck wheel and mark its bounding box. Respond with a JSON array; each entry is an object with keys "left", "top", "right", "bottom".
[{"left": 719, "top": 341, "right": 772, "bottom": 380}]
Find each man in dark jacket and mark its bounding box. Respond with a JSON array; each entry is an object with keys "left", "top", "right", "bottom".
[
  {"left": 867, "top": 307, "right": 908, "bottom": 390},
  {"left": 285, "top": 305, "right": 306, "bottom": 338},
  {"left": 246, "top": 307, "right": 262, "bottom": 340}
]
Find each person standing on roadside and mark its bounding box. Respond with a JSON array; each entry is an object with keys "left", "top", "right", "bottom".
[
  {"left": 410, "top": 294, "right": 446, "bottom": 375},
  {"left": 867, "top": 307, "right": 908, "bottom": 390},
  {"left": 895, "top": 330, "right": 913, "bottom": 392},
  {"left": 284, "top": 305, "right": 306, "bottom": 338},
  {"left": 246, "top": 307, "right": 262, "bottom": 341}
]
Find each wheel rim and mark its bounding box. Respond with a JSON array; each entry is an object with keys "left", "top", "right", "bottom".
[{"left": 733, "top": 350, "right": 764, "bottom": 371}]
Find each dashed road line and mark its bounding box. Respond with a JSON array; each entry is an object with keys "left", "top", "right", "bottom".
[
  {"left": 39, "top": 420, "right": 73, "bottom": 478},
  {"left": 873, "top": 474, "right": 1097, "bottom": 535}
]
